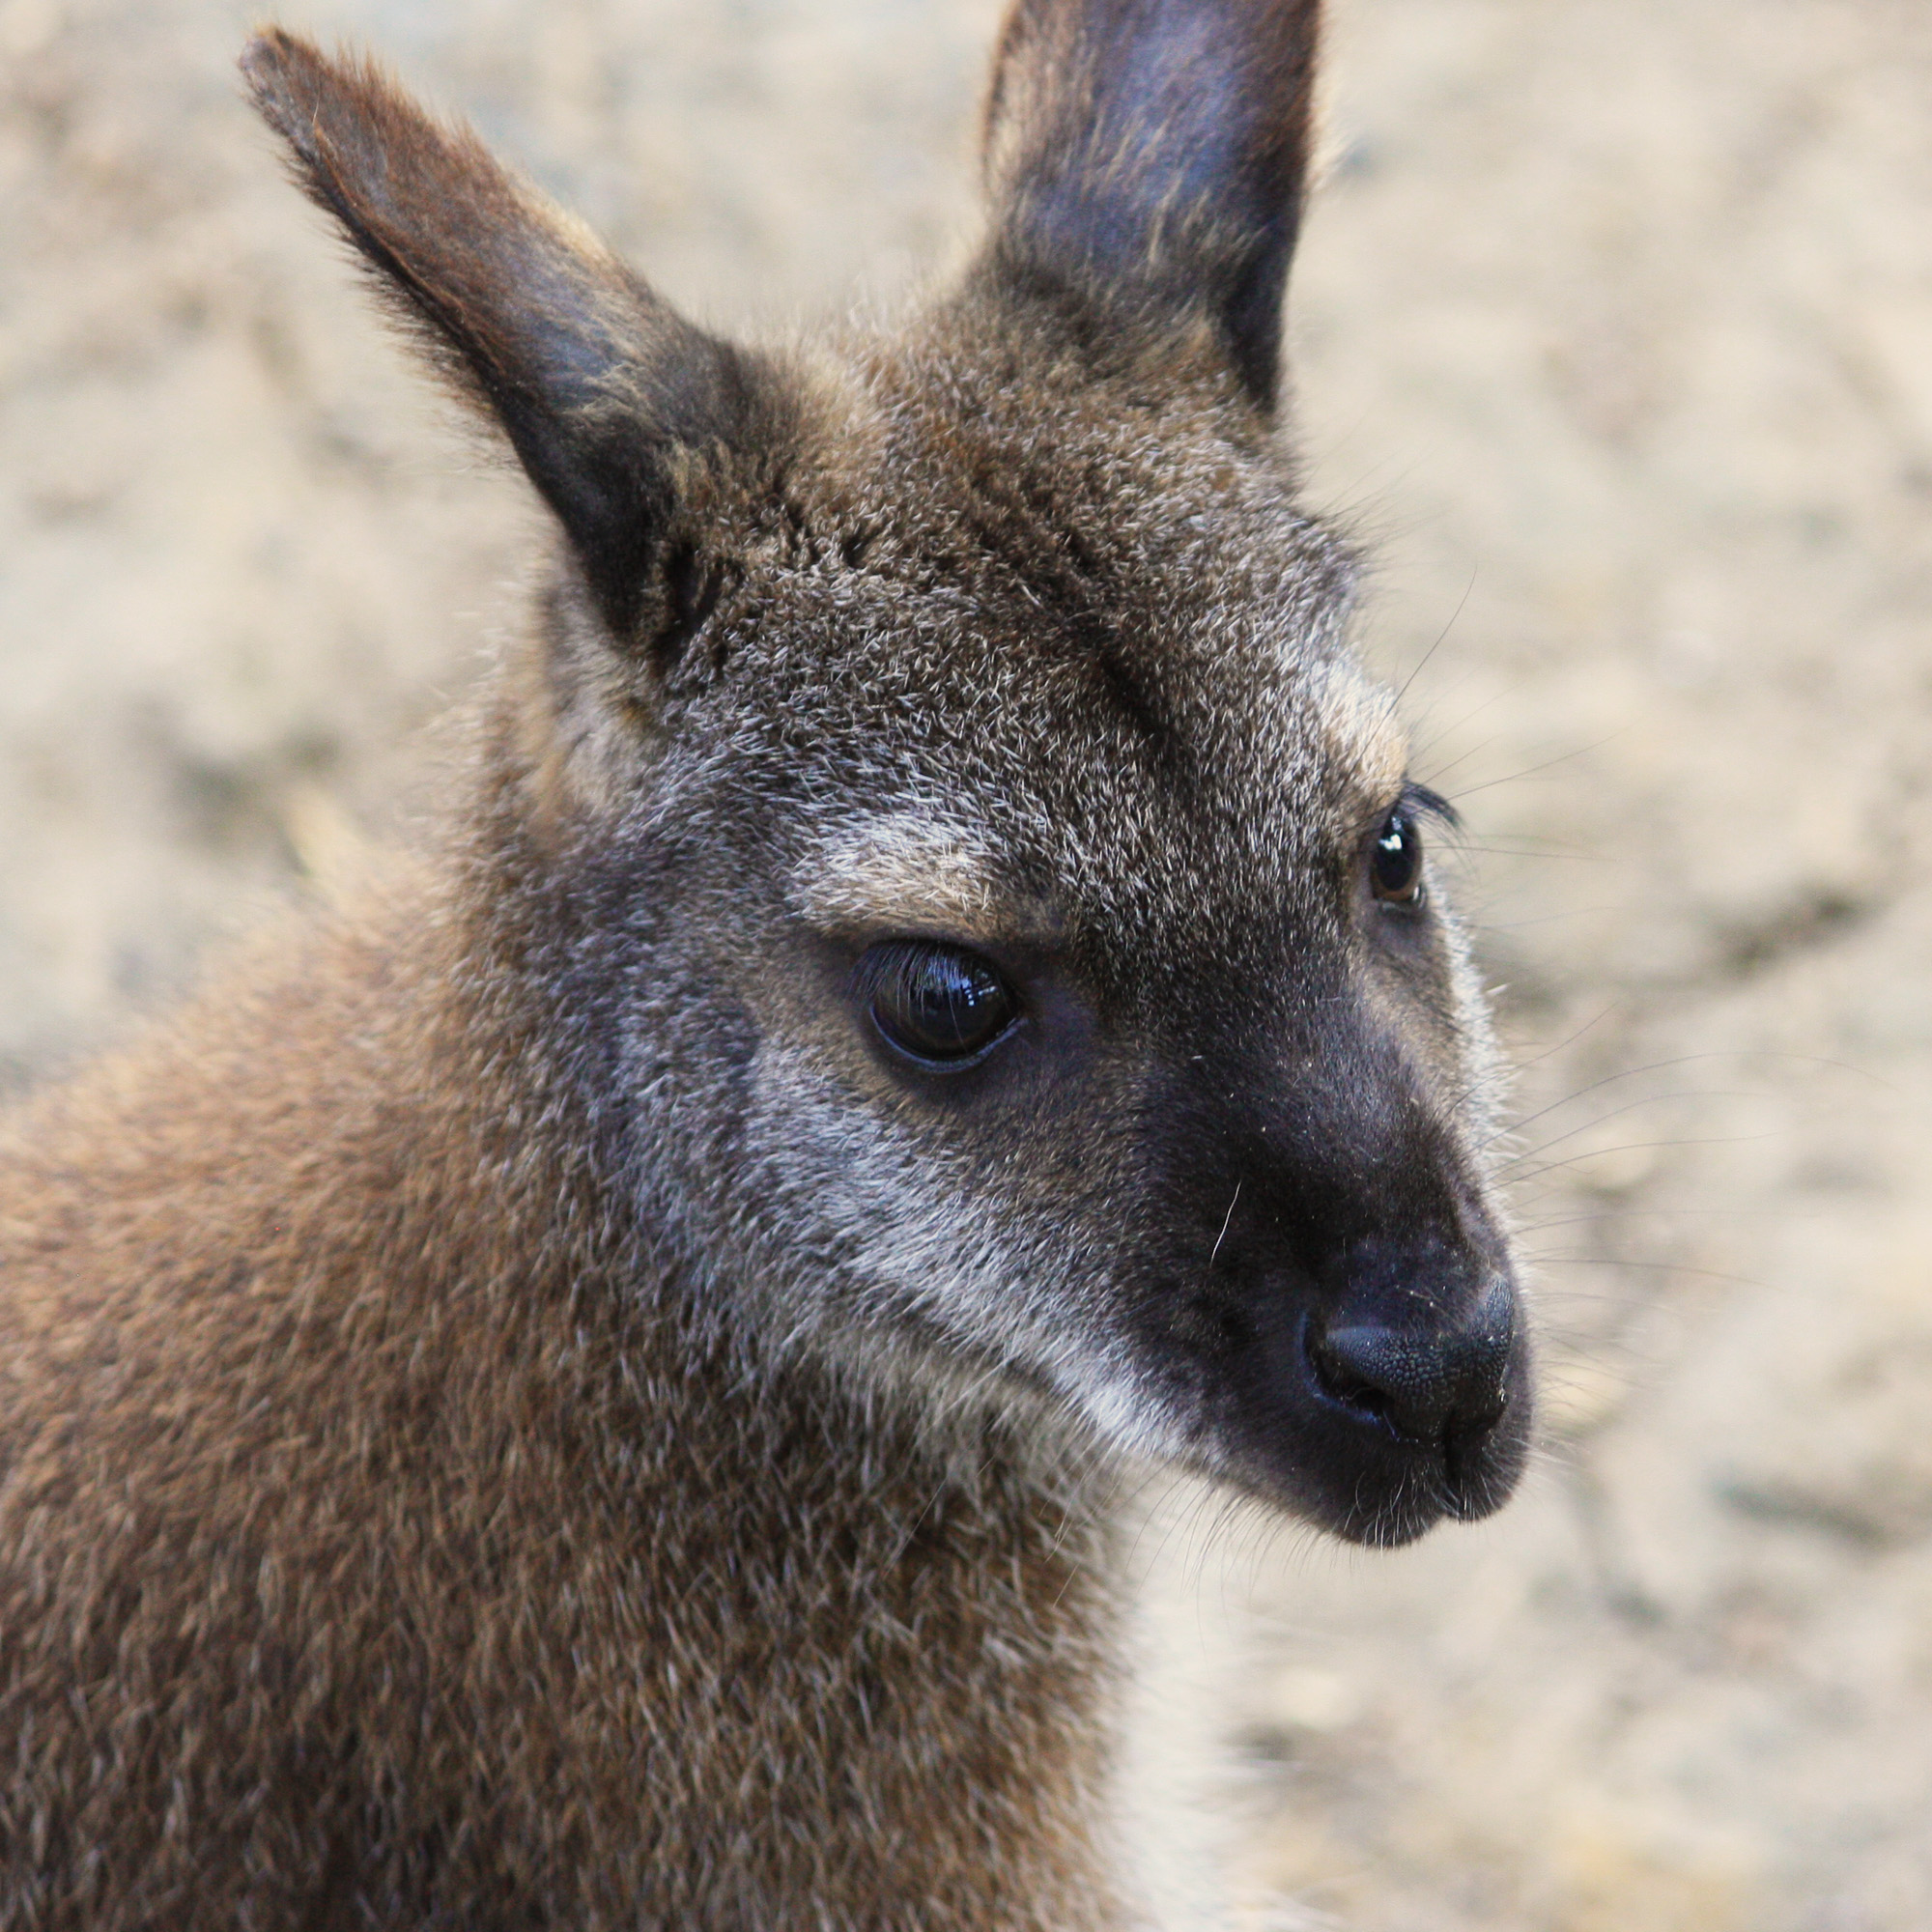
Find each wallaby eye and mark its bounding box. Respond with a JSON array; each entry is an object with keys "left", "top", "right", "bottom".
[
  {"left": 862, "top": 942, "right": 1019, "bottom": 1066},
  {"left": 1370, "top": 810, "right": 1425, "bottom": 906}
]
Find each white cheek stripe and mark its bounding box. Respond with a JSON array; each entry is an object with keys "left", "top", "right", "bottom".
[{"left": 746, "top": 1047, "right": 1203, "bottom": 1465}]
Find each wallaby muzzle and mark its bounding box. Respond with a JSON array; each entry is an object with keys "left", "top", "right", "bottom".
[{"left": 1127, "top": 1001, "right": 1530, "bottom": 1546}]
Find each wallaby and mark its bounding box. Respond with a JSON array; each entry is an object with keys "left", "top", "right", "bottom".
[{"left": 0, "top": 1, "right": 1532, "bottom": 1925}]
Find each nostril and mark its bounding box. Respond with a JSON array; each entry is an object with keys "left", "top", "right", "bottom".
[
  {"left": 1308, "top": 1321, "right": 1454, "bottom": 1441},
  {"left": 1305, "top": 1323, "right": 1398, "bottom": 1428},
  {"left": 1305, "top": 1298, "right": 1514, "bottom": 1447}
]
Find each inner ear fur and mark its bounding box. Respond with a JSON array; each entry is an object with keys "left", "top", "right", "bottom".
[
  {"left": 242, "top": 28, "right": 777, "bottom": 646},
  {"left": 979, "top": 0, "right": 1321, "bottom": 410}
]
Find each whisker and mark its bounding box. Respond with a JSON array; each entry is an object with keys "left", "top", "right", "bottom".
[{"left": 1396, "top": 567, "right": 1478, "bottom": 705}]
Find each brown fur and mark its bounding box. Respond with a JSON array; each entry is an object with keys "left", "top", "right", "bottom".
[
  {"left": 0, "top": 879, "right": 1122, "bottom": 1926},
  {"left": 0, "top": 4, "right": 1532, "bottom": 1924}
]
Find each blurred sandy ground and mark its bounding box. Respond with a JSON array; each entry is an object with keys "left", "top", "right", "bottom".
[{"left": 3, "top": 0, "right": 1930, "bottom": 1926}]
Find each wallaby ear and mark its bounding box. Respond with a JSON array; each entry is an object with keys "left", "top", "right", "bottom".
[
  {"left": 980, "top": 0, "right": 1321, "bottom": 410},
  {"left": 242, "top": 29, "right": 762, "bottom": 643}
]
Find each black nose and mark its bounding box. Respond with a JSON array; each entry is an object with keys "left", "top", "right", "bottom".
[{"left": 1307, "top": 1279, "right": 1515, "bottom": 1445}]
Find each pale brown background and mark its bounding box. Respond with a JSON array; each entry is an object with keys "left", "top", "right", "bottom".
[{"left": 3, "top": 1, "right": 1930, "bottom": 1927}]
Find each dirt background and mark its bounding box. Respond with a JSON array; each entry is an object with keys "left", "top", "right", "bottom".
[{"left": 2, "top": 0, "right": 1929, "bottom": 1926}]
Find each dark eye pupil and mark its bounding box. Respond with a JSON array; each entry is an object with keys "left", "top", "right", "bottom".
[
  {"left": 1371, "top": 812, "right": 1423, "bottom": 902},
  {"left": 867, "top": 942, "right": 1017, "bottom": 1064}
]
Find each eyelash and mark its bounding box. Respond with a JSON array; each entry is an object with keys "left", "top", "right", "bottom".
[{"left": 1399, "top": 782, "right": 1459, "bottom": 831}]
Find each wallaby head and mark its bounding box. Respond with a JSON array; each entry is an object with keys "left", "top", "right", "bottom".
[{"left": 244, "top": 0, "right": 1530, "bottom": 1549}]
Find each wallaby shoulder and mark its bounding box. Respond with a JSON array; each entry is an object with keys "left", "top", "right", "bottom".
[{"left": 0, "top": 865, "right": 1126, "bottom": 1930}]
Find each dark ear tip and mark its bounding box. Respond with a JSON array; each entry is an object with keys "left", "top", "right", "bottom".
[
  {"left": 240, "top": 24, "right": 308, "bottom": 88},
  {"left": 240, "top": 27, "right": 336, "bottom": 142}
]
